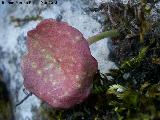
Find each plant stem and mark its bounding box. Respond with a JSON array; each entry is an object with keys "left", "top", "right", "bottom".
[
  {"left": 16, "top": 92, "right": 32, "bottom": 107},
  {"left": 87, "top": 29, "right": 119, "bottom": 45}
]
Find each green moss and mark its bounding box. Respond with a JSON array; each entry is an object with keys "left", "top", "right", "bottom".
[{"left": 0, "top": 101, "right": 12, "bottom": 120}]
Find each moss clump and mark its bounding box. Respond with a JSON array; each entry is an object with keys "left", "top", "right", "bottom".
[{"left": 103, "top": 1, "right": 160, "bottom": 119}]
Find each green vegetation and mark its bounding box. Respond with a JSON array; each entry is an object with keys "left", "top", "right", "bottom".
[
  {"left": 10, "top": 15, "right": 43, "bottom": 27},
  {"left": 88, "top": 29, "right": 119, "bottom": 45}
]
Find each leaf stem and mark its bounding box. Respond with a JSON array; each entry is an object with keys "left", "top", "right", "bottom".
[
  {"left": 87, "top": 29, "right": 119, "bottom": 45},
  {"left": 16, "top": 92, "right": 32, "bottom": 107}
]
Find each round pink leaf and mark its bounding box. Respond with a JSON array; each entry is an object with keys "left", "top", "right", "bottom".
[{"left": 21, "top": 19, "right": 98, "bottom": 108}]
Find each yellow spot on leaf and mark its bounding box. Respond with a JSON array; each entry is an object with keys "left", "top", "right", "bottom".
[
  {"left": 66, "top": 32, "right": 71, "bottom": 35},
  {"left": 75, "top": 36, "right": 81, "bottom": 42},
  {"left": 44, "top": 63, "right": 54, "bottom": 70},
  {"left": 32, "top": 41, "right": 39, "bottom": 48},
  {"left": 31, "top": 62, "right": 37, "bottom": 68},
  {"left": 63, "top": 91, "right": 69, "bottom": 96},
  {"left": 44, "top": 78, "right": 48, "bottom": 83},
  {"left": 76, "top": 75, "right": 79, "bottom": 79},
  {"left": 76, "top": 83, "right": 81, "bottom": 88},
  {"left": 37, "top": 70, "right": 42, "bottom": 75},
  {"left": 45, "top": 54, "right": 53, "bottom": 60},
  {"left": 59, "top": 58, "right": 62, "bottom": 62},
  {"left": 41, "top": 49, "right": 46, "bottom": 52},
  {"left": 49, "top": 44, "right": 52, "bottom": 48},
  {"left": 55, "top": 63, "right": 61, "bottom": 69},
  {"left": 52, "top": 81, "right": 57, "bottom": 86},
  {"left": 60, "top": 91, "right": 69, "bottom": 98}
]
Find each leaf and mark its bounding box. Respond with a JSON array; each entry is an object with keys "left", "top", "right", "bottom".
[
  {"left": 120, "top": 46, "right": 148, "bottom": 72},
  {"left": 152, "top": 57, "right": 160, "bottom": 65},
  {"left": 107, "top": 84, "right": 126, "bottom": 95},
  {"left": 146, "top": 84, "right": 160, "bottom": 97},
  {"left": 140, "top": 82, "right": 151, "bottom": 93}
]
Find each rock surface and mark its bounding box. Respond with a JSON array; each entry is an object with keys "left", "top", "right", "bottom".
[{"left": 21, "top": 19, "right": 98, "bottom": 108}]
